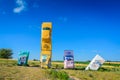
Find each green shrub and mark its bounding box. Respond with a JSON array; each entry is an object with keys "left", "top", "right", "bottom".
[
  {"left": 48, "top": 69, "right": 69, "bottom": 80},
  {"left": 98, "top": 67, "right": 110, "bottom": 72},
  {"left": 98, "top": 67, "right": 120, "bottom": 72}
]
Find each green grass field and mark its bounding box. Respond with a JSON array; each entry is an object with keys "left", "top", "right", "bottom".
[{"left": 0, "top": 59, "right": 120, "bottom": 80}]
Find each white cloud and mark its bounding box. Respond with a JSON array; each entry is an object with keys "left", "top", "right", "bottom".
[{"left": 13, "top": 0, "right": 26, "bottom": 13}]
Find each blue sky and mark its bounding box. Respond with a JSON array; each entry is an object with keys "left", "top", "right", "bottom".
[{"left": 0, "top": 0, "right": 120, "bottom": 61}]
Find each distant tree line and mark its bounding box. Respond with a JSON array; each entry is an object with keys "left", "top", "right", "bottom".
[{"left": 0, "top": 48, "right": 13, "bottom": 59}]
